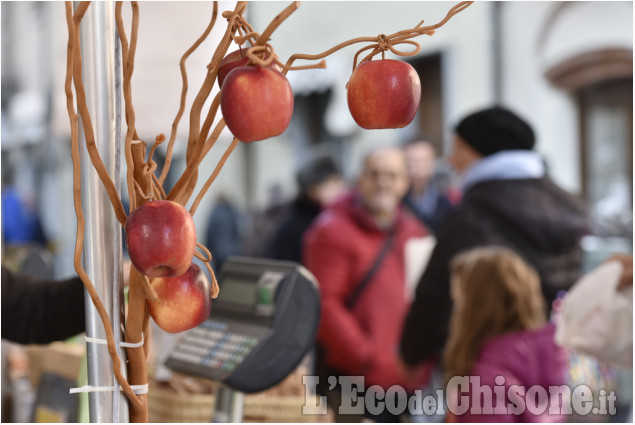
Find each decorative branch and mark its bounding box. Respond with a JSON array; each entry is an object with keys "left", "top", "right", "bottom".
[
  {"left": 159, "top": 2, "right": 219, "bottom": 185},
  {"left": 183, "top": 2, "right": 248, "bottom": 170},
  {"left": 189, "top": 137, "right": 238, "bottom": 217},
  {"left": 115, "top": 1, "right": 141, "bottom": 211},
  {"left": 64, "top": 0, "right": 141, "bottom": 409},
  {"left": 283, "top": 1, "right": 473, "bottom": 74},
  {"left": 70, "top": 2, "right": 128, "bottom": 226},
  {"left": 64, "top": 2, "right": 474, "bottom": 423}
]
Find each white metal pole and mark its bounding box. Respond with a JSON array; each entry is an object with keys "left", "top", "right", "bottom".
[{"left": 77, "top": 2, "right": 129, "bottom": 422}]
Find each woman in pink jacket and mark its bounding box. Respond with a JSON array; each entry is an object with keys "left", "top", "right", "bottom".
[{"left": 444, "top": 247, "right": 568, "bottom": 423}]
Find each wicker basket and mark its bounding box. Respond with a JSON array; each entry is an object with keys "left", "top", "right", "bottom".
[
  {"left": 245, "top": 394, "right": 331, "bottom": 423},
  {"left": 148, "top": 381, "right": 215, "bottom": 423},
  {"left": 148, "top": 376, "right": 333, "bottom": 423}
]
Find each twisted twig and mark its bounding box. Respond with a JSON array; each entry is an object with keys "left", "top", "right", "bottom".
[
  {"left": 115, "top": 1, "right": 141, "bottom": 211},
  {"left": 159, "top": 2, "right": 219, "bottom": 185},
  {"left": 64, "top": 1, "right": 141, "bottom": 409},
  {"left": 195, "top": 242, "right": 219, "bottom": 298},
  {"left": 283, "top": 1, "right": 473, "bottom": 75},
  {"left": 189, "top": 137, "right": 238, "bottom": 217}
]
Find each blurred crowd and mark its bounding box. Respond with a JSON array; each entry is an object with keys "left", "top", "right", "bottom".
[{"left": 2, "top": 105, "right": 632, "bottom": 423}]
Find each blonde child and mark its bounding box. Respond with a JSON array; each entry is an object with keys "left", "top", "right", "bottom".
[{"left": 444, "top": 246, "right": 568, "bottom": 422}]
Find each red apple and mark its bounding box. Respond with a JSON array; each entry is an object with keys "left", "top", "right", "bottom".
[
  {"left": 347, "top": 59, "right": 421, "bottom": 129},
  {"left": 218, "top": 49, "right": 281, "bottom": 88},
  {"left": 147, "top": 264, "right": 212, "bottom": 333},
  {"left": 220, "top": 66, "right": 293, "bottom": 143},
  {"left": 125, "top": 200, "right": 196, "bottom": 278},
  {"left": 218, "top": 49, "right": 249, "bottom": 88}
]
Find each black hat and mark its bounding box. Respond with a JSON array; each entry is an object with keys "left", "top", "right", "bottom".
[
  {"left": 455, "top": 106, "right": 535, "bottom": 156},
  {"left": 296, "top": 155, "right": 340, "bottom": 191}
]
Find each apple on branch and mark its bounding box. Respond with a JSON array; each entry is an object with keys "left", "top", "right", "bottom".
[
  {"left": 218, "top": 48, "right": 281, "bottom": 88},
  {"left": 125, "top": 200, "right": 197, "bottom": 278},
  {"left": 220, "top": 66, "right": 294, "bottom": 143},
  {"left": 218, "top": 49, "right": 249, "bottom": 88},
  {"left": 347, "top": 59, "right": 421, "bottom": 129},
  {"left": 147, "top": 263, "right": 212, "bottom": 333}
]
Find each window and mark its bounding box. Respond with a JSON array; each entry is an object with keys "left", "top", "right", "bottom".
[
  {"left": 579, "top": 78, "right": 633, "bottom": 236},
  {"left": 546, "top": 48, "right": 633, "bottom": 237}
]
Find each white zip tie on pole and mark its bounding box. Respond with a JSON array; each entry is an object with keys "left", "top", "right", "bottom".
[
  {"left": 70, "top": 384, "right": 149, "bottom": 395},
  {"left": 85, "top": 334, "right": 145, "bottom": 348}
]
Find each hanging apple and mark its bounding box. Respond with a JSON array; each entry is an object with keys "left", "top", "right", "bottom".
[
  {"left": 218, "top": 49, "right": 249, "bottom": 88},
  {"left": 125, "top": 200, "right": 197, "bottom": 278},
  {"left": 146, "top": 264, "right": 212, "bottom": 333},
  {"left": 217, "top": 49, "right": 280, "bottom": 88},
  {"left": 220, "top": 66, "right": 294, "bottom": 143},
  {"left": 347, "top": 59, "right": 421, "bottom": 129}
]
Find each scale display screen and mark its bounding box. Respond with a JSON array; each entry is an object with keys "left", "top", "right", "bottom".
[
  {"left": 212, "top": 270, "right": 285, "bottom": 319},
  {"left": 215, "top": 279, "right": 257, "bottom": 306}
]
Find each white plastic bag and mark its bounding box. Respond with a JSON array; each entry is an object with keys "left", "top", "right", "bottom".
[{"left": 555, "top": 260, "right": 633, "bottom": 368}]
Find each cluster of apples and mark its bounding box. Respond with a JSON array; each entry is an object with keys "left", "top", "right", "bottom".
[
  {"left": 125, "top": 200, "right": 212, "bottom": 333},
  {"left": 219, "top": 48, "right": 422, "bottom": 143},
  {"left": 126, "top": 52, "right": 421, "bottom": 334}
]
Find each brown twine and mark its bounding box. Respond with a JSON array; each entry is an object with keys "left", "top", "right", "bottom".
[
  {"left": 283, "top": 1, "right": 473, "bottom": 76},
  {"left": 147, "top": 133, "right": 165, "bottom": 166},
  {"left": 222, "top": 4, "right": 325, "bottom": 73},
  {"left": 151, "top": 174, "right": 166, "bottom": 200},
  {"left": 195, "top": 242, "right": 219, "bottom": 299}
]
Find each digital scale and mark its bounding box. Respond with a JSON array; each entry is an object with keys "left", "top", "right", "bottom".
[{"left": 165, "top": 256, "right": 321, "bottom": 401}]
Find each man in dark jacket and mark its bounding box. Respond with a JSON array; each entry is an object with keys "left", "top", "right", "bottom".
[
  {"left": 400, "top": 106, "right": 587, "bottom": 367},
  {"left": 269, "top": 155, "right": 345, "bottom": 263},
  {"left": 1, "top": 266, "right": 86, "bottom": 344}
]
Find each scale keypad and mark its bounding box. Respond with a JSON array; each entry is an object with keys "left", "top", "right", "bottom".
[{"left": 169, "top": 320, "right": 260, "bottom": 374}]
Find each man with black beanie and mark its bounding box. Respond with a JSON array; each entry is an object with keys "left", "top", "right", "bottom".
[{"left": 400, "top": 106, "right": 587, "bottom": 367}]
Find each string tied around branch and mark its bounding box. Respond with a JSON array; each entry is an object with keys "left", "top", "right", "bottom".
[
  {"left": 352, "top": 32, "right": 422, "bottom": 72},
  {"left": 222, "top": 10, "right": 256, "bottom": 47}
]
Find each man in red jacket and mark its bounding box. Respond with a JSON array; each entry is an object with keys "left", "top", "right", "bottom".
[{"left": 304, "top": 146, "right": 432, "bottom": 421}]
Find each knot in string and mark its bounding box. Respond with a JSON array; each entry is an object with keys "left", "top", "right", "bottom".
[
  {"left": 245, "top": 44, "right": 277, "bottom": 67},
  {"left": 377, "top": 34, "right": 390, "bottom": 51},
  {"left": 352, "top": 33, "right": 422, "bottom": 72},
  {"left": 222, "top": 10, "right": 255, "bottom": 46}
]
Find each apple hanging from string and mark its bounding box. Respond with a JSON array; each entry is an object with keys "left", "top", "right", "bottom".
[
  {"left": 220, "top": 65, "right": 294, "bottom": 143},
  {"left": 347, "top": 59, "right": 421, "bottom": 129},
  {"left": 218, "top": 48, "right": 280, "bottom": 88},
  {"left": 125, "top": 200, "right": 197, "bottom": 278}
]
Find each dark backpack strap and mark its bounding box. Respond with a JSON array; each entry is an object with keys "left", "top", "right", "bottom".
[{"left": 345, "top": 228, "right": 396, "bottom": 309}]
